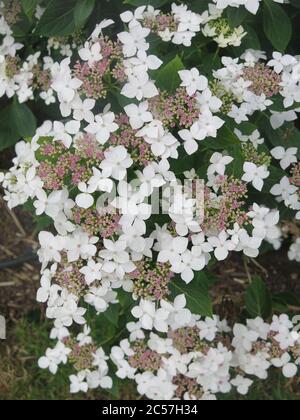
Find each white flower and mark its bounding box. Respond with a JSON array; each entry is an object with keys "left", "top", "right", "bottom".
[
  {"left": 73, "top": 98, "right": 96, "bottom": 123},
  {"left": 51, "top": 58, "right": 82, "bottom": 103},
  {"left": 231, "top": 375, "right": 253, "bottom": 396},
  {"left": 100, "top": 146, "right": 133, "bottom": 180},
  {"left": 235, "top": 128, "right": 264, "bottom": 149},
  {"left": 118, "top": 24, "right": 150, "bottom": 57},
  {"left": 65, "top": 230, "right": 98, "bottom": 262},
  {"left": 38, "top": 343, "right": 70, "bottom": 374},
  {"left": 120, "top": 220, "right": 146, "bottom": 253},
  {"left": 125, "top": 50, "right": 162, "bottom": 76},
  {"left": 53, "top": 295, "right": 86, "bottom": 327},
  {"left": 77, "top": 325, "right": 92, "bottom": 346},
  {"left": 228, "top": 104, "right": 249, "bottom": 124},
  {"left": 70, "top": 372, "right": 88, "bottom": 393},
  {"left": 85, "top": 285, "right": 117, "bottom": 313},
  {"left": 40, "top": 89, "right": 55, "bottom": 105},
  {"left": 268, "top": 52, "right": 297, "bottom": 74},
  {"left": 196, "top": 88, "right": 222, "bottom": 113},
  {"left": 121, "top": 73, "right": 158, "bottom": 101},
  {"left": 90, "top": 19, "right": 115, "bottom": 40},
  {"left": 120, "top": 7, "right": 146, "bottom": 24},
  {"left": 270, "top": 110, "right": 298, "bottom": 129},
  {"left": 191, "top": 110, "right": 224, "bottom": 140},
  {"left": 85, "top": 110, "right": 118, "bottom": 145},
  {"left": 80, "top": 259, "right": 103, "bottom": 285},
  {"left": 172, "top": 249, "right": 206, "bottom": 284},
  {"left": 88, "top": 167, "right": 114, "bottom": 193},
  {"left": 207, "top": 152, "right": 233, "bottom": 176},
  {"left": 270, "top": 176, "right": 297, "bottom": 201},
  {"left": 157, "top": 236, "right": 188, "bottom": 265},
  {"left": 53, "top": 120, "right": 80, "bottom": 148},
  {"left": 131, "top": 300, "right": 169, "bottom": 332},
  {"left": 242, "top": 162, "right": 270, "bottom": 191},
  {"left": 34, "top": 189, "right": 67, "bottom": 218},
  {"left": 75, "top": 182, "right": 95, "bottom": 209},
  {"left": 38, "top": 231, "right": 64, "bottom": 265},
  {"left": 271, "top": 146, "right": 298, "bottom": 170},
  {"left": 79, "top": 42, "right": 102, "bottom": 67},
  {"left": 197, "top": 317, "right": 219, "bottom": 342},
  {"left": 99, "top": 239, "right": 135, "bottom": 278},
  {"left": 233, "top": 324, "right": 259, "bottom": 352},
  {"left": 160, "top": 294, "right": 192, "bottom": 330},
  {"left": 124, "top": 101, "right": 153, "bottom": 130},
  {"left": 178, "top": 68, "right": 208, "bottom": 96},
  {"left": 208, "top": 231, "right": 236, "bottom": 261},
  {"left": 282, "top": 363, "right": 298, "bottom": 378},
  {"left": 178, "top": 128, "right": 199, "bottom": 155},
  {"left": 36, "top": 266, "right": 59, "bottom": 303}
]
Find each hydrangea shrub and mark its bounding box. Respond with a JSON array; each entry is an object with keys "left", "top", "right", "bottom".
[{"left": 1, "top": 0, "right": 300, "bottom": 400}]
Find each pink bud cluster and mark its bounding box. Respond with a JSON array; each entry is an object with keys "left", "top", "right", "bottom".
[
  {"left": 73, "top": 206, "right": 120, "bottom": 238},
  {"left": 149, "top": 87, "right": 200, "bottom": 129},
  {"left": 38, "top": 136, "right": 103, "bottom": 191},
  {"left": 130, "top": 259, "right": 174, "bottom": 300},
  {"left": 203, "top": 176, "right": 249, "bottom": 232},
  {"left": 73, "top": 36, "right": 125, "bottom": 99},
  {"left": 243, "top": 63, "right": 282, "bottom": 98},
  {"left": 111, "top": 115, "right": 157, "bottom": 166},
  {"left": 290, "top": 162, "right": 300, "bottom": 187},
  {"left": 143, "top": 13, "right": 178, "bottom": 34},
  {"left": 2, "top": 0, "right": 22, "bottom": 25}
]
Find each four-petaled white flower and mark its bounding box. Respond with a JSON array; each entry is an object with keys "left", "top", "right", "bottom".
[
  {"left": 85, "top": 110, "right": 118, "bottom": 145},
  {"left": 208, "top": 231, "right": 236, "bottom": 261},
  {"left": 79, "top": 42, "right": 102, "bottom": 67},
  {"left": 179, "top": 68, "right": 208, "bottom": 96},
  {"left": 124, "top": 101, "right": 153, "bottom": 129},
  {"left": 80, "top": 259, "right": 103, "bottom": 285},
  {"left": 242, "top": 162, "right": 270, "bottom": 191},
  {"left": 271, "top": 146, "right": 298, "bottom": 170}
]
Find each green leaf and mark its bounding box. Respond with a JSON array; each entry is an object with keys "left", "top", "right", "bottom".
[
  {"left": 169, "top": 272, "right": 213, "bottom": 317},
  {"left": 227, "top": 145, "right": 244, "bottom": 178},
  {"left": 118, "top": 289, "right": 133, "bottom": 309},
  {"left": 201, "top": 125, "right": 241, "bottom": 151},
  {"left": 103, "top": 305, "right": 120, "bottom": 327},
  {"left": 169, "top": 148, "right": 196, "bottom": 175},
  {"left": 155, "top": 55, "right": 185, "bottom": 92},
  {"left": 35, "top": 0, "right": 77, "bottom": 37},
  {"left": 74, "top": 0, "right": 95, "bottom": 28},
  {"left": 263, "top": 0, "right": 292, "bottom": 52},
  {"left": 245, "top": 276, "right": 272, "bottom": 319},
  {"left": 0, "top": 103, "right": 36, "bottom": 151},
  {"left": 124, "top": 0, "right": 170, "bottom": 7},
  {"left": 227, "top": 6, "right": 248, "bottom": 28},
  {"left": 241, "top": 24, "right": 261, "bottom": 51},
  {"left": 21, "top": 0, "right": 40, "bottom": 19},
  {"left": 263, "top": 165, "right": 287, "bottom": 191},
  {"left": 290, "top": 0, "right": 300, "bottom": 9}
]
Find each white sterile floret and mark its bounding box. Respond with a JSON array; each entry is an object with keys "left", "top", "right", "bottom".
[
  {"left": 242, "top": 162, "right": 270, "bottom": 191},
  {"left": 85, "top": 108, "right": 118, "bottom": 145},
  {"left": 178, "top": 68, "right": 208, "bottom": 96},
  {"left": 271, "top": 146, "right": 298, "bottom": 170}
]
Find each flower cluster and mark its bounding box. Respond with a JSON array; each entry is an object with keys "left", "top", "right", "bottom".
[
  {"left": 0, "top": 1, "right": 82, "bottom": 106},
  {"left": 213, "top": 51, "right": 300, "bottom": 126},
  {"left": 202, "top": 4, "right": 247, "bottom": 48},
  {"left": 213, "top": 0, "right": 285, "bottom": 15},
  {"left": 111, "top": 295, "right": 299, "bottom": 400}
]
